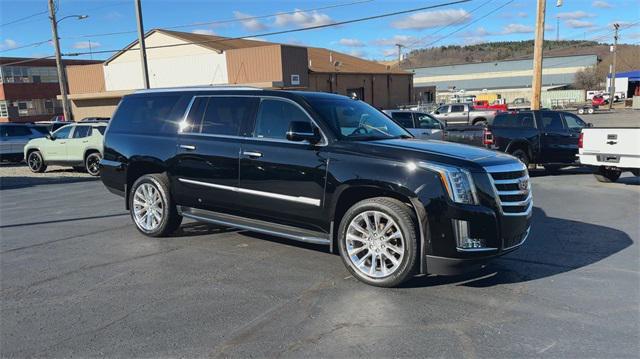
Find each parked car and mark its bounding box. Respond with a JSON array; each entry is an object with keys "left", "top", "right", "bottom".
[
  {"left": 382, "top": 109, "right": 444, "bottom": 140},
  {"left": 430, "top": 103, "right": 497, "bottom": 126},
  {"left": 101, "top": 88, "right": 532, "bottom": 287},
  {"left": 509, "top": 98, "right": 532, "bottom": 110},
  {"left": 578, "top": 127, "right": 640, "bottom": 182},
  {"left": 80, "top": 117, "right": 110, "bottom": 122},
  {"left": 24, "top": 122, "right": 107, "bottom": 176},
  {"left": 0, "top": 123, "right": 48, "bottom": 162},
  {"left": 444, "top": 110, "right": 588, "bottom": 171}
]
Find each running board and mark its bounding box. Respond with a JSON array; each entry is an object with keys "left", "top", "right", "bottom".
[{"left": 178, "top": 206, "right": 331, "bottom": 246}]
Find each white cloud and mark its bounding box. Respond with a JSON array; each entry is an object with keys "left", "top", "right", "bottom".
[
  {"left": 476, "top": 27, "right": 492, "bottom": 36},
  {"left": 566, "top": 19, "right": 595, "bottom": 28},
  {"left": 517, "top": 12, "right": 528, "bottom": 18},
  {"left": 233, "top": 11, "right": 268, "bottom": 31},
  {"left": 502, "top": 24, "right": 534, "bottom": 34},
  {"left": 339, "top": 38, "right": 364, "bottom": 47},
  {"left": 382, "top": 48, "right": 397, "bottom": 57},
  {"left": 73, "top": 41, "right": 100, "bottom": 49},
  {"left": 192, "top": 29, "right": 216, "bottom": 35},
  {"left": 0, "top": 39, "right": 18, "bottom": 49},
  {"left": 372, "top": 35, "right": 418, "bottom": 46},
  {"left": 592, "top": 1, "right": 612, "bottom": 8},
  {"left": 348, "top": 50, "right": 367, "bottom": 58},
  {"left": 557, "top": 11, "right": 594, "bottom": 20},
  {"left": 274, "top": 9, "right": 333, "bottom": 27},
  {"left": 392, "top": 9, "right": 471, "bottom": 30}
]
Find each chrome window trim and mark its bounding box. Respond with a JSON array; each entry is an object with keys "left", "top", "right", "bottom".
[
  {"left": 178, "top": 95, "right": 328, "bottom": 146},
  {"left": 135, "top": 86, "right": 263, "bottom": 94},
  {"left": 178, "top": 178, "right": 321, "bottom": 207}
]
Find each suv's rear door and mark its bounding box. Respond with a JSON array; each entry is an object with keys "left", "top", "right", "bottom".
[
  {"left": 172, "top": 96, "right": 258, "bottom": 213},
  {"left": 238, "top": 97, "right": 327, "bottom": 231},
  {"left": 67, "top": 125, "right": 92, "bottom": 162}
]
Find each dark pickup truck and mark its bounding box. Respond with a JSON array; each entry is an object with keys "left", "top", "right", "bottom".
[{"left": 445, "top": 110, "right": 588, "bottom": 169}]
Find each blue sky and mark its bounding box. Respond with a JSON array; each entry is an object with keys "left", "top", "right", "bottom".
[{"left": 1, "top": 0, "right": 638, "bottom": 61}]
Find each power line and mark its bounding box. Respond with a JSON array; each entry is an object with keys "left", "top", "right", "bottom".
[
  {"left": 0, "top": 10, "right": 48, "bottom": 27},
  {"left": 62, "top": 0, "right": 471, "bottom": 58},
  {"left": 0, "top": 39, "right": 52, "bottom": 53},
  {"left": 0, "top": 55, "right": 57, "bottom": 67},
  {"left": 62, "top": 0, "right": 376, "bottom": 40}
]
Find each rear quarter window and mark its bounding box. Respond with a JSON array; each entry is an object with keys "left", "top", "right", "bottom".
[{"left": 108, "top": 94, "right": 189, "bottom": 135}]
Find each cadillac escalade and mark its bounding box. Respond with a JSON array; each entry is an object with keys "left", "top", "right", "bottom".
[{"left": 101, "top": 87, "right": 532, "bottom": 287}]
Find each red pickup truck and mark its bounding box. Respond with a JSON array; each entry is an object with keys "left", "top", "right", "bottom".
[{"left": 473, "top": 100, "right": 508, "bottom": 112}]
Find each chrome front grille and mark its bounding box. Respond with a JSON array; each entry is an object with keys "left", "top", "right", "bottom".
[{"left": 485, "top": 163, "right": 532, "bottom": 216}]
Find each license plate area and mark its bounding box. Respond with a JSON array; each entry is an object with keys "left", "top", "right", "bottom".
[{"left": 596, "top": 155, "right": 620, "bottom": 163}]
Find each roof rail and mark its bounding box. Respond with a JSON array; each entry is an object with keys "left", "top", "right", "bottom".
[{"left": 134, "top": 85, "right": 264, "bottom": 94}]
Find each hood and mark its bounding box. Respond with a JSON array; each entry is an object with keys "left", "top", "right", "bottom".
[{"left": 359, "top": 138, "right": 520, "bottom": 170}]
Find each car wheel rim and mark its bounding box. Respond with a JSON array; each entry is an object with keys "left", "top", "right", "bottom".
[
  {"left": 87, "top": 155, "right": 100, "bottom": 175},
  {"left": 132, "top": 183, "right": 164, "bottom": 231},
  {"left": 345, "top": 210, "right": 405, "bottom": 278},
  {"left": 28, "top": 153, "right": 40, "bottom": 170}
]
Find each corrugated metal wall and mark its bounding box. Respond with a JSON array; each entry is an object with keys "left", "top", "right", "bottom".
[
  {"left": 226, "top": 45, "right": 283, "bottom": 85},
  {"left": 541, "top": 89, "right": 586, "bottom": 107}
]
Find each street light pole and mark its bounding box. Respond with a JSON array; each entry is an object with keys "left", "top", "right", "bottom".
[{"left": 48, "top": 0, "right": 71, "bottom": 121}]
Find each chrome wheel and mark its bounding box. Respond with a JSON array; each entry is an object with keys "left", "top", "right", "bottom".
[
  {"left": 28, "top": 152, "right": 43, "bottom": 172},
  {"left": 345, "top": 210, "right": 405, "bottom": 278},
  {"left": 133, "top": 183, "right": 164, "bottom": 231},
  {"left": 86, "top": 153, "right": 101, "bottom": 176}
]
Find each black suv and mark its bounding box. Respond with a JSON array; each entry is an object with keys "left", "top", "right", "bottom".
[{"left": 101, "top": 87, "right": 532, "bottom": 287}]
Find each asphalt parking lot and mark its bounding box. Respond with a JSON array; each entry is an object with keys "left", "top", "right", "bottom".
[
  {"left": 1, "top": 109, "right": 639, "bottom": 358},
  {"left": 1, "top": 166, "right": 639, "bottom": 357}
]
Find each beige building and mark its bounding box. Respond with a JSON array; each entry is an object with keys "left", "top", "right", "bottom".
[{"left": 64, "top": 29, "right": 412, "bottom": 119}]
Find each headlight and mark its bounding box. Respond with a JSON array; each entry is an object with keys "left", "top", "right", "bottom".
[{"left": 419, "top": 162, "right": 478, "bottom": 204}]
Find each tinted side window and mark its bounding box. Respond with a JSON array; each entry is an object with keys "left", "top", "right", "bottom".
[
  {"left": 53, "top": 126, "right": 72, "bottom": 139},
  {"left": 199, "top": 97, "right": 258, "bottom": 136},
  {"left": 416, "top": 114, "right": 441, "bottom": 129},
  {"left": 72, "top": 126, "right": 92, "bottom": 138},
  {"left": 109, "top": 95, "right": 187, "bottom": 135},
  {"left": 541, "top": 112, "right": 565, "bottom": 131},
  {"left": 451, "top": 105, "right": 465, "bottom": 113},
  {"left": 254, "top": 99, "right": 310, "bottom": 140},
  {"left": 391, "top": 112, "right": 414, "bottom": 128},
  {"left": 563, "top": 113, "right": 586, "bottom": 130},
  {"left": 517, "top": 113, "right": 535, "bottom": 128},
  {"left": 32, "top": 126, "right": 49, "bottom": 135},
  {"left": 96, "top": 126, "right": 107, "bottom": 135},
  {"left": 492, "top": 114, "right": 517, "bottom": 127},
  {"left": 6, "top": 126, "right": 33, "bottom": 136},
  {"left": 436, "top": 106, "right": 448, "bottom": 114}
]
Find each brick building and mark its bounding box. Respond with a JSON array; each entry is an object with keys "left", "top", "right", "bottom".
[{"left": 0, "top": 57, "right": 100, "bottom": 122}]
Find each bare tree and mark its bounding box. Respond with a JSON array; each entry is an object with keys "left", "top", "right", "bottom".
[{"left": 574, "top": 66, "right": 601, "bottom": 90}]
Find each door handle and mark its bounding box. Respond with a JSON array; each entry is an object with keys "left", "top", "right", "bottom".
[
  {"left": 179, "top": 144, "right": 196, "bottom": 151},
  {"left": 82, "top": 140, "right": 89, "bottom": 143},
  {"left": 59, "top": 141, "right": 66, "bottom": 144},
  {"left": 242, "top": 151, "right": 263, "bottom": 158}
]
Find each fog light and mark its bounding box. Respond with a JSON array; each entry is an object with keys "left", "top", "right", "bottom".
[{"left": 453, "top": 219, "right": 486, "bottom": 250}]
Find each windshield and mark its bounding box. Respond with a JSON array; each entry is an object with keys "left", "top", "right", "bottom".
[{"left": 306, "top": 97, "right": 411, "bottom": 140}]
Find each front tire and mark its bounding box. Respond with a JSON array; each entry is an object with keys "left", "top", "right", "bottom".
[
  {"left": 594, "top": 167, "right": 621, "bottom": 183},
  {"left": 129, "top": 174, "right": 182, "bottom": 237},
  {"left": 338, "top": 197, "right": 418, "bottom": 287},
  {"left": 85, "top": 152, "right": 102, "bottom": 176},
  {"left": 27, "top": 151, "right": 47, "bottom": 173},
  {"left": 511, "top": 149, "right": 530, "bottom": 167}
]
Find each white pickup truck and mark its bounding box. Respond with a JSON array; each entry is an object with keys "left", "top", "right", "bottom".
[{"left": 578, "top": 127, "right": 640, "bottom": 182}]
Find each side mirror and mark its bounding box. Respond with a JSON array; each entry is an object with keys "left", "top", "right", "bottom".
[
  {"left": 286, "top": 121, "right": 320, "bottom": 144},
  {"left": 587, "top": 123, "right": 593, "bottom": 127},
  {"left": 46, "top": 134, "right": 53, "bottom": 140}
]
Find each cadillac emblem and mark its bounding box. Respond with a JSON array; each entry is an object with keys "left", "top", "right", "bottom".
[{"left": 518, "top": 178, "right": 529, "bottom": 191}]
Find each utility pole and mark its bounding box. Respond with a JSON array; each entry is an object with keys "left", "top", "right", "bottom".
[
  {"left": 608, "top": 23, "right": 619, "bottom": 110},
  {"left": 48, "top": 0, "right": 71, "bottom": 121},
  {"left": 135, "top": 0, "right": 150, "bottom": 89},
  {"left": 395, "top": 43, "right": 404, "bottom": 65},
  {"left": 530, "top": 0, "right": 546, "bottom": 110}
]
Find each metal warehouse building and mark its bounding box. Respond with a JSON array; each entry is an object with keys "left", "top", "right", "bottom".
[
  {"left": 410, "top": 54, "right": 598, "bottom": 103},
  {"left": 64, "top": 29, "right": 412, "bottom": 120}
]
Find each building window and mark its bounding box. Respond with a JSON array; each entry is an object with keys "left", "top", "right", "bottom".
[
  {"left": 0, "top": 66, "right": 59, "bottom": 83},
  {"left": 346, "top": 87, "right": 364, "bottom": 100},
  {"left": 0, "top": 101, "right": 8, "bottom": 117}
]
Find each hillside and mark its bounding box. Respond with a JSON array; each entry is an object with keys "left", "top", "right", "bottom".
[{"left": 398, "top": 40, "right": 640, "bottom": 78}]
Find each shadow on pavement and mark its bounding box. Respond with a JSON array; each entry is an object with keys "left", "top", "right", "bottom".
[
  {"left": 0, "top": 175, "right": 98, "bottom": 190},
  {"left": 173, "top": 222, "right": 239, "bottom": 237},
  {"left": 403, "top": 206, "right": 633, "bottom": 288},
  {"left": 0, "top": 212, "right": 128, "bottom": 229}
]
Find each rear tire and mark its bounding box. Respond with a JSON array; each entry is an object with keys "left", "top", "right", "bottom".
[
  {"left": 85, "top": 152, "right": 102, "bottom": 176},
  {"left": 27, "top": 151, "right": 46, "bottom": 173},
  {"left": 511, "top": 149, "right": 530, "bottom": 167},
  {"left": 129, "top": 173, "right": 182, "bottom": 237},
  {"left": 338, "top": 197, "right": 418, "bottom": 287},
  {"left": 594, "top": 167, "right": 621, "bottom": 183},
  {"left": 473, "top": 119, "right": 487, "bottom": 126}
]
